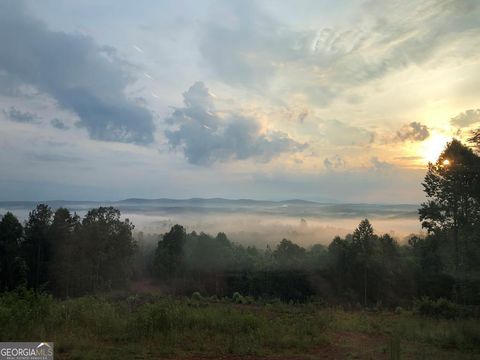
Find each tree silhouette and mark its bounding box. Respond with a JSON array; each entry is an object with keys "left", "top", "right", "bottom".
[
  {"left": 419, "top": 139, "right": 480, "bottom": 272},
  {"left": 23, "top": 204, "right": 53, "bottom": 290},
  {"left": 352, "top": 219, "right": 376, "bottom": 306},
  {"left": 0, "top": 212, "right": 26, "bottom": 291},
  {"left": 81, "top": 207, "right": 136, "bottom": 292},
  {"left": 154, "top": 224, "right": 186, "bottom": 280},
  {"left": 273, "top": 238, "right": 306, "bottom": 268},
  {"left": 49, "top": 208, "right": 80, "bottom": 297}
]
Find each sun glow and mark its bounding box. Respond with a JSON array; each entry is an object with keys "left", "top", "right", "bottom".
[{"left": 421, "top": 133, "right": 451, "bottom": 163}]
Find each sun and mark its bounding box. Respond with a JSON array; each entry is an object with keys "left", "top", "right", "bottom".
[{"left": 420, "top": 133, "right": 451, "bottom": 163}]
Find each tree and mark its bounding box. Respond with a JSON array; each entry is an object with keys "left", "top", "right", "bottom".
[
  {"left": 352, "top": 219, "right": 376, "bottom": 306},
  {"left": 419, "top": 139, "right": 480, "bottom": 272},
  {"left": 306, "top": 244, "right": 328, "bottom": 270},
  {"left": 184, "top": 231, "right": 233, "bottom": 273},
  {"left": 273, "top": 239, "right": 306, "bottom": 268},
  {"left": 469, "top": 128, "right": 480, "bottom": 152},
  {"left": 23, "top": 204, "right": 53, "bottom": 291},
  {"left": 328, "top": 235, "right": 354, "bottom": 300},
  {"left": 154, "top": 224, "right": 186, "bottom": 280},
  {"left": 49, "top": 208, "right": 80, "bottom": 297},
  {"left": 468, "top": 128, "right": 480, "bottom": 220},
  {"left": 80, "top": 207, "right": 136, "bottom": 292},
  {"left": 376, "top": 234, "right": 400, "bottom": 301},
  {"left": 0, "top": 212, "right": 26, "bottom": 291}
]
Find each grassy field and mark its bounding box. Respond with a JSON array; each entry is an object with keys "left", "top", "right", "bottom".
[{"left": 0, "top": 289, "right": 479, "bottom": 359}]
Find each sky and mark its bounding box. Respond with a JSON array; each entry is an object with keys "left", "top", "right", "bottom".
[{"left": 0, "top": 0, "right": 479, "bottom": 203}]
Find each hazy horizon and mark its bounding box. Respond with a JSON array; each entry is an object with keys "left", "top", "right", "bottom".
[
  {"left": 0, "top": 196, "right": 421, "bottom": 205},
  {"left": 0, "top": 197, "right": 423, "bottom": 247}
]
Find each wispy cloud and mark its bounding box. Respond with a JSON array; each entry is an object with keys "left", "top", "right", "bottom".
[
  {"left": 199, "top": 0, "right": 480, "bottom": 106},
  {"left": 2, "top": 107, "right": 39, "bottom": 123},
  {"left": 50, "top": 118, "right": 69, "bottom": 130},
  {"left": 370, "top": 157, "right": 393, "bottom": 171},
  {"left": 321, "top": 120, "right": 375, "bottom": 146},
  {"left": 451, "top": 109, "right": 480, "bottom": 127}
]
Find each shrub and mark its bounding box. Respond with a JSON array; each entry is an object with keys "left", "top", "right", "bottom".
[
  {"left": 414, "top": 297, "right": 472, "bottom": 319},
  {"left": 0, "top": 288, "right": 56, "bottom": 340},
  {"left": 191, "top": 291, "right": 203, "bottom": 301},
  {"left": 232, "top": 292, "right": 246, "bottom": 304}
]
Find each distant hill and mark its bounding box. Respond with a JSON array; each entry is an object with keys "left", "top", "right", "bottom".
[
  {"left": 116, "top": 198, "right": 320, "bottom": 206},
  {"left": 0, "top": 198, "right": 419, "bottom": 220}
]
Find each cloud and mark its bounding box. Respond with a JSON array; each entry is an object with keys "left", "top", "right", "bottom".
[
  {"left": 297, "top": 110, "right": 309, "bottom": 124},
  {"left": 199, "top": 0, "right": 480, "bottom": 106},
  {"left": 451, "top": 109, "right": 480, "bottom": 127},
  {"left": 394, "top": 155, "right": 422, "bottom": 161},
  {"left": 0, "top": 0, "right": 155, "bottom": 144},
  {"left": 321, "top": 120, "right": 375, "bottom": 146},
  {"left": 50, "top": 118, "right": 69, "bottom": 130},
  {"left": 396, "top": 122, "right": 430, "bottom": 142},
  {"left": 165, "top": 81, "right": 307, "bottom": 165},
  {"left": 370, "top": 157, "right": 393, "bottom": 171},
  {"left": 31, "top": 153, "right": 82, "bottom": 163},
  {"left": 324, "top": 155, "right": 346, "bottom": 170},
  {"left": 199, "top": 0, "right": 279, "bottom": 88},
  {"left": 2, "top": 107, "right": 39, "bottom": 123}
]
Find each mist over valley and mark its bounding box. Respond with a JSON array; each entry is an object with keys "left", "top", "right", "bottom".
[{"left": 0, "top": 198, "right": 421, "bottom": 247}]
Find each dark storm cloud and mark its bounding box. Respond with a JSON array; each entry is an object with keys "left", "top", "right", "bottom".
[
  {"left": 451, "top": 109, "right": 480, "bottom": 127},
  {"left": 165, "top": 82, "right": 307, "bottom": 165},
  {"left": 396, "top": 122, "right": 430, "bottom": 142},
  {"left": 2, "top": 107, "right": 39, "bottom": 123},
  {"left": 0, "top": 0, "right": 155, "bottom": 144}
]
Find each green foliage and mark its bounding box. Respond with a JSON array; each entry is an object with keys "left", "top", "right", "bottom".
[
  {"left": 387, "top": 335, "right": 401, "bottom": 360},
  {"left": 0, "top": 291, "right": 478, "bottom": 357},
  {"left": 0, "top": 205, "right": 137, "bottom": 297},
  {"left": 0, "top": 212, "right": 26, "bottom": 291},
  {"left": 80, "top": 207, "right": 136, "bottom": 292},
  {"left": 0, "top": 288, "right": 55, "bottom": 340},
  {"left": 48, "top": 208, "right": 80, "bottom": 297},
  {"left": 154, "top": 224, "right": 186, "bottom": 280},
  {"left": 419, "top": 139, "right": 480, "bottom": 272},
  {"left": 232, "top": 291, "right": 246, "bottom": 304},
  {"left": 414, "top": 297, "right": 473, "bottom": 319},
  {"left": 273, "top": 239, "right": 306, "bottom": 268},
  {"left": 23, "top": 204, "right": 53, "bottom": 291},
  {"left": 191, "top": 291, "right": 203, "bottom": 301}
]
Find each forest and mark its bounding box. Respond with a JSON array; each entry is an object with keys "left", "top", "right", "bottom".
[{"left": 1, "top": 135, "right": 480, "bottom": 359}]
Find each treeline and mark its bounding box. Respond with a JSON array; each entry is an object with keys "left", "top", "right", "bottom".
[
  {"left": 1, "top": 137, "right": 480, "bottom": 307},
  {"left": 0, "top": 206, "right": 135, "bottom": 297},
  {"left": 143, "top": 218, "right": 479, "bottom": 306},
  {"left": 149, "top": 221, "right": 409, "bottom": 304}
]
